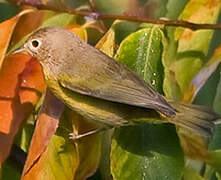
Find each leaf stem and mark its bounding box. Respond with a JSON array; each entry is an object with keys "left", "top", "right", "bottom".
[{"left": 13, "top": 2, "right": 221, "bottom": 30}]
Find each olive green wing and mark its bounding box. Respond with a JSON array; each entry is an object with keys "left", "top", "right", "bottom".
[{"left": 58, "top": 64, "right": 175, "bottom": 117}]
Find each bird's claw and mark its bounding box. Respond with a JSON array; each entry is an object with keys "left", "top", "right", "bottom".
[{"left": 69, "top": 133, "right": 88, "bottom": 140}]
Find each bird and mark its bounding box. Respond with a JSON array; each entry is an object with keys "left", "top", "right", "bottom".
[{"left": 14, "top": 26, "right": 219, "bottom": 139}]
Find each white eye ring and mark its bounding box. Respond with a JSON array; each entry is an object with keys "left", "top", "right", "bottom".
[{"left": 29, "top": 39, "right": 41, "bottom": 50}]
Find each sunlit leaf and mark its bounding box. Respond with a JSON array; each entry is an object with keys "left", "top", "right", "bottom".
[
  {"left": 145, "top": 0, "right": 189, "bottom": 98},
  {"left": 115, "top": 27, "right": 164, "bottom": 93},
  {"left": 0, "top": 15, "right": 18, "bottom": 67},
  {"left": 177, "top": 131, "right": 210, "bottom": 162},
  {"left": 183, "top": 45, "right": 221, "bottom": 103},
  {"left": 22, "top": 130, "right": 76, "bottom": 180},
  {"left": 175, "top": 0, "right": 221, "bottom": 94},
  {"left": 161, "top": 29, "right": 182, "bottom": 100},
  {"left": 66, "top": 24, "right": 88, "bottom": 42},
  {"left": 15, "top": 123, "right": 35, "bottom": 153},
  {"left": 180, "top": 44, "right": 221, "bottom": 162},
  {"left": 160, "top": 0, "right": 189, "bottom": 100},
  {"left": 183, "top": 167, "right": 205, "bottom": 180},
  {"left": 0, "top": 54, "right": 45, "bottom": 162},
  {"left": 22, "top": 93, "right": 102, "bottom": 180},
  {"left": 0, "top": 0, "right": 220, "bottom": 179},
  {"left": 95, "top": 20, "right": 119, "bottom": 57},
  {"left": 41, "top": 12, "right": 76, "bottom": 28},
  {"left": 22, "top": 89, "right": 64, "bottom": 178}
]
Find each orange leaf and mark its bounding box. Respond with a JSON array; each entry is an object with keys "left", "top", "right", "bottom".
[
  {"left": 0, "top": 54, "right": 46, "bottom": 162},
  {"left": 19, "top": 57, "right": 46, "bottom": 105},
  {"left": 22, "top": 89, "right": 64, "bottom": 177},
  {"left": 10, "top": 10, "right": 44, "bottom": 47},
  {"left": 66, "top": 25, "right": 88, "bottom": 42},
  {"left": 0, "top": 9, "right": 35, "bottom": 67},
  {"left": 0, "top": 16, "right": 19, "bottom": 67}
]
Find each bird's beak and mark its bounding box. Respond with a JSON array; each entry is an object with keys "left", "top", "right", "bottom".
[{"left": 11, "top": 46, "right": 28, "bottom": 55}]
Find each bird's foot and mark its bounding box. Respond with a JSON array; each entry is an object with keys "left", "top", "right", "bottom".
[
  {"left": 69, "top": 129, "right": 101, "bottom": 140},
  {"left": 69, "top": 126, "right": 112, "bottom": 140}
]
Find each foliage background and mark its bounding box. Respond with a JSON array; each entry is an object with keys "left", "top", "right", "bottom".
[{"left": 0, "top": 0, "right": 221, "bottom": 180}]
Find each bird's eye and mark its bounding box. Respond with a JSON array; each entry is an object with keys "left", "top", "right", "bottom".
[{"left": 31, "top": 40, "right": 39, "bottom": 48}]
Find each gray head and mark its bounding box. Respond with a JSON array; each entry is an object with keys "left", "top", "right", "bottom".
[{"left": 23, "top": 26, "right": 84, "bottom": 65}]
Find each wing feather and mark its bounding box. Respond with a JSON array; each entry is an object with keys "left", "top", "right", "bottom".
[{"left": 59, "top": 53, "right": 176, "bottom": 117}]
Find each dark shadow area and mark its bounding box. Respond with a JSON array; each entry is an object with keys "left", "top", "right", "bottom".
[
  {"left": 113, "top": 123, "right": 183, "bottom": 157},
  {"left": 8, "top": 144, "right": 27, "bottom": 173},
  {"left": 0, "top": 2, "right": 18, "bottom": 22},
  {"left": 194, "top": 64, "right": 221, "bottom": 108},
  {"left": 177, "top": 50, "right": 206, "bottom": 62}
]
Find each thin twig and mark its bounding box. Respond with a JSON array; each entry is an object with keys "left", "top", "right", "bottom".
[
  {"left": 89, "top": 0, "right": 97, "bottom": 12},
  {"left": 88, "top": 0, "right": 107, "bottom": 32},
  {"left": 16, "top": 2, "right": 221, "bottom": 30}
]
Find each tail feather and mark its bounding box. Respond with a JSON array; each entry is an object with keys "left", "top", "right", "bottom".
[{"left": 167, "top": 101, "right": 220, "bottom": 137}]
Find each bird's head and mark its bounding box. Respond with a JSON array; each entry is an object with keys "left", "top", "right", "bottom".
[{"left": 13, "top": 27, "right": 78, "bottom": 64}]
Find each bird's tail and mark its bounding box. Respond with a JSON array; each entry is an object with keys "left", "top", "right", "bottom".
[{"left": 166, "top": 101, "right": 220, "bottom": 137}]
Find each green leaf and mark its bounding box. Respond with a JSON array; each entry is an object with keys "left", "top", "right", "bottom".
[
  {"left": 111, "top": 26, "right": 184, "bottom": 180},
  {"left": 151, "top": 0, "right": 188, "bottom": 99},
  {"left": 208, "top": 126, "right": 221, "bottom": 177},
  {"left": 41, "top": 12, "right": 76, "bottom": 28},
  {"left": 184, "top": 45, "right": 221, "bottom": 103},
  {"left": 161, "top": 30, "right": 182, "bottom": 100},
  {"left": 175, "top": 58, "right": 203, "bottom": 95},
  {"left": 143, "top": 0, "right": 188, "bottom": 19},
  {"left": 15, "top": 123, "right": 35, "bottom": 153},
  {"left": 94, "top": 0, "right": 128, "bottom": 14},
  {"left": 151, "top": 0, "right": 189, "bottom": 99},
  {"left": 115, "top": 27, "right": 164, "bottom": 93},
  {"left": 183, "top": 167, "right": 205, "bottom": 180},
  {"left": 32, "top": 131, "right": 77, "bottom": 180},
  {"left": 114, "top": 21, "right": 140, "bottom": 45},
  {"left": 111, "top": 124, "right": 184, "bottom": 180},
  {"left": 213, "top": 72, "right": 221, "bottom": 114},
  {"left": 160, "top": 0, "right": 189, "bottom": 100},
  {"left": 2, "top": 159, "right": 21, "bottom": 180},
  {"left": 175, "top": 0, "right": 221, "bottom": 94},
  {"left": 0, "top": 1, "right": 18, "bottom": 22},
  {"left": 22, "top": 108, "right": 102, "bottom": 180},
  {"left": 208, "top": 150, "right": 221, "bottom": 174},
  {"left": 95, "top": 20, "right": 118, "bottom": 57},
  {"left": 165, "top": 0, "right": 189, "bottom": 19}
]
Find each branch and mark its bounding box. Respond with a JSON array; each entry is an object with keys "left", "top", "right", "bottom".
[{"left": 16, "top": 2, "right": 221, "bottom": 30}]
